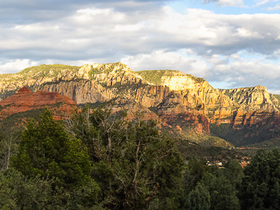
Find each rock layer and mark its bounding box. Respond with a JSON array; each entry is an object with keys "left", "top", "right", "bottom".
[
  {"left": 0, "top": 63, "right": 279, "bottom": 146},
  {"left": 0, "top": 87, "right": 76, "bottom": 120}
]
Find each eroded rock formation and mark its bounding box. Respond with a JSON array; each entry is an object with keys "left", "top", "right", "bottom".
[
  {"left": 0, "top": 62, "right": 279, "bottom": 146},
  {"left": 0, "top": 87, "right": 76, "bottom": 120}
]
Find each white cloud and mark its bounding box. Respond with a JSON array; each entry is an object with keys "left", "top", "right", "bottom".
[
  {"left": 2, "top": 6, "right": 280, "bottom": 58},
  {"left": 0, "top": 59, "right": 39, "bottom": 74},
  {"left": 2, "top": 2, "right": 280, "bottom": 92},
  {"left": 266, "top": 3, "right": 280, "bottom": 10},
  {"left": 255, "top": 0, "right": 271, "bottom": 7},
  {"left": 121, "top": 49, "right": 210, "bottom": 77},
  {"left": 204, "top": 51, "right": 280, "bottom": 91},
  {"left": 218, "top": 0, "right": 244, "bottom": 7},
  {"left": 204, "top": 0, "right": 244, "bottom": 7}
]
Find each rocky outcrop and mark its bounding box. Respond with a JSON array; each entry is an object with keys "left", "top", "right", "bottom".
[
  {"left": 36, "top": 80, "right": 115, "bottom": 105},
  {"left": 221, "top": 86, "right": 280, "bottom": 111},
  {"left": 0, "top": 63, "right": 280, "bottom": 146},
  {"left": 0, "top": 87, "right": 76, "bottom": 120}
]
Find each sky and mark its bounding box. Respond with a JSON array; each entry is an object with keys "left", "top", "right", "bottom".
[{"left": 1, "top": 0, "right": 280, "bottom": 93}]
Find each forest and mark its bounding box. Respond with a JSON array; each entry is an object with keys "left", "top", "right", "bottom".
[{"left": 0, "top": 107, "right": 280, "bottom": 209}]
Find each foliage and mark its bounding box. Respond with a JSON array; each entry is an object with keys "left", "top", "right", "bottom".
[
  {"left": 17, "top": 64, "right": 79, "bottom": 80},
  {"left": 185, "top": 182, "right": 211, "bottom": 210},
  {"left": 12, "top": 108, "right": 93, "bottom": 190},
  {"left": 0, "top": 168, "right": 54, "bottom": 209},
  {"left": 66, "top": 106, "right": 184, "bottom": 209},
  {"left": 136, "top": 70, "right": 205, "bottom": 85},
  {"left": 223, "top": 160, "right": 244, "bottom": 188},
  {"left": 0, "top": 132, "right": 19, "bottom": 171},
  {"left": 3, "top": 105, "right": 276, "bottom": 209},
  {"left": 0, "top": 168, "right": 101, "bottom": 209},
  {"left": 178, "top": 140, "right": 241, "bottom": 162},
  {"left": 88, "top": 62, "right": 129, "bottom": 79},
  {"left": 210, "top": 123, "right": 280, "bottom": 147},
  {"left": 201, "top": 172, "right": 240, "bottom": 210},
  {"left": 181, "top": 158, "right": 241, "bottom": 210},
  {"left": 240, "top": 149, "right": 280, "bottom": 210}
]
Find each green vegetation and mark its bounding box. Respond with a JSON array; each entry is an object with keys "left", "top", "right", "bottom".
[
  {"left": 136, "top": 69, "right": 205, "bottom": 85},
  {"left": 210, "top": 123, "right": 280, "bottom": 147},
  {"left": 178, "top": 140, "right": 243, "bottom": 162},
  {"left": 0, "top": 64, "right": 80, "bottom": 81},
  {"left": 240, "top": 149, "right": 280, "bottom": 209},
  {"left": 273, "top": 94, "right": 280, "bottom": 101},
  {"left": 66, "top": 106, "right": 184, "bottom": 209},
  {"left": 88, "top": 62, "right": 129, "bottom": 79},
  {"left": 0, "top": 108, "right": 44, "bottom": 132},
  {"left": 185, "top": 133, "right": 234, "bottom": 148},
  {"left": 136, "top": 70, "right": 184, "bottom": 85},
  {"left": 1, "top": 107, "right": 280, "bottom": 209},
  {"left": 13, "top": 109, "right": 93, "bottom": 189}
]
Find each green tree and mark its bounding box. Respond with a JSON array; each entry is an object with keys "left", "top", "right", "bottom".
[
  {"left": 223, "top": 160, "right": 244, "bottom": 188},
  {"left": 0, "top": 168, "right": 54, "bottom": 209},
  {"left": 0, "top": 132, "right": 19, "bottom": 171},
  {"left": 240, "top": 149, "right": 280, "bottom": 210},
  {"left": 185, "top": 182, "right": 211, "bottom": 210},
  {"left": 0, "top": 168, "right": 101, "bottom": 209},
  {"left": 201, "top": 172, "right": 240, "bottom": 210},
  {"left": 12, "top": 109, "right": 94, "bottom": 190},
  {"left": 66, "top": 106, "right": 184, "bottom": 209}
]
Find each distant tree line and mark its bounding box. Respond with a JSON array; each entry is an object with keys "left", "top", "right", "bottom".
[{"left": 0, "top": 107, "right": 280, "bottom": 209}]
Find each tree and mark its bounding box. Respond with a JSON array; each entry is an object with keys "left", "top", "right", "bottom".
[
  {"left": 0, "top": 132, "right": 19, "bottom": 171},
  {"left": 0, "top": 168, "right": 53, "bottom": 209},
  {"left": 223, "top": 160, "right": 244, "bottom": 188},
  {"left": 185, "top": 182, "right": 211, "bottom": 210},
  {"left": 240, "top": 149, "right": 280, "bottom": 210},
  {"left": 12, "top": 109, "right": 95, "bottom": 190},
  {"left": 66, "top": 106, "right": 184, "bottom": 209},
  {"left": 200, "top": 172, "right": 240, "bottom": 210}
]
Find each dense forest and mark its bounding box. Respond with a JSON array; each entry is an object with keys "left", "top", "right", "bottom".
[{"left": 0, "top": 107, "right": 280, "bottom": 209}]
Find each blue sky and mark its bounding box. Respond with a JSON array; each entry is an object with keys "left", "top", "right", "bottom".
[
  {"left": 1, "top": 0, "right": 280, "bottom": 93},
  {"left": 170, "top": 0, "right": 280, "bottom": 14}
]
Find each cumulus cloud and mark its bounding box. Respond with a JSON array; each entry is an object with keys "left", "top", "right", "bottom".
[
  {"left": 204, "top": 51, "right": 280, "bottom": 92},
  {"left": 121, "top": 49, "right": 280, "bottom": 93},
  {"left": 2, "top": 5, "right": 280, "bottom": 60},
  {"left": 121, "top": 49, "right": 209, "bottom": 77},
  {"left": 1, "top": 0, "right": 280, "bottom": 92},
  {"left": 0, "top": 59, "right": 39, "bottom": 74}
]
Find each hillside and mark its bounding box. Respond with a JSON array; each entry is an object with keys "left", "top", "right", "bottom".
[
  {"left": 0, "top": 62, "right": 280, "bottom": 148},
  {"left": 0, "top": 86, "right": 77, "bottom": 130}
]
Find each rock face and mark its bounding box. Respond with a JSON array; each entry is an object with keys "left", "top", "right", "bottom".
[
  {"left": 0, "top": 62, "right": 279, "bottom": 146},
  {"left": 0, "top": 87, "right": 76, "bottom": 120}
]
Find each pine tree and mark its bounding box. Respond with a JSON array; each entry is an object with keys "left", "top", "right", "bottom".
[
  {"left": 12, "top": 109, "right": 93, "bottom": 190},
  {"left": 240, "top": 149, "right": 280, "bottom": 210}
]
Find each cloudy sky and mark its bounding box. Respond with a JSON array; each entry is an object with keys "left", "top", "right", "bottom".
[{"left": 1, "top": 0, "right": 280, "bottom": 93}]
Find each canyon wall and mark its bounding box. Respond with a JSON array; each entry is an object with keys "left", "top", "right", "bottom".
[{"left": 0, "top": 62, "right": 279, "bottom": 146}]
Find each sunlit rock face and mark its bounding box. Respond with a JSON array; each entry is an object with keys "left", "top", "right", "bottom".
[
  {"left": 0, "top": 62, "right": 280, "bottom": 146},
  {"left": 0, "top": 87, "right": 76, "bottom": 120}
]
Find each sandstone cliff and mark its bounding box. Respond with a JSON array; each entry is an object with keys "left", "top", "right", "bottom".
[
  {"left": 221, "top": 86, "right": 280, "bottom": 111},
  {"left": 0, "top": 62, "right": 279, "bottom": 147},
  {"left": 0, "top": 87, "right": 76, "bottom": 121}
]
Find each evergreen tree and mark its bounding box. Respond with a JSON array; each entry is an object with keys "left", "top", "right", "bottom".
[
  {"left": 185, "top": 182, "right": 211, "bottom": 210},
  {"left": 0, "top": 132, "right": 19, "bottom": 171},
  {"left": 223, "top": 160, "right": 244, "bottom": 188},
  {"left": 201, "top": 172, "right": 240, "bottom": 210},
  {"left": 66, "top": 106, "right": 184, "bottom": 209},
  {"left": 240, "top": 149, "right": 280, "bottom": 210},
  {"left": 0, "top": 168, "right": 54, "bottom": 209},
  {"left": 12, "top": 109, "right": 94, "bottom": 190}
]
